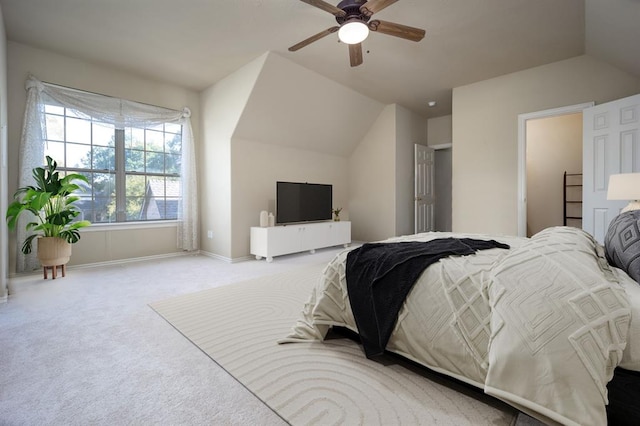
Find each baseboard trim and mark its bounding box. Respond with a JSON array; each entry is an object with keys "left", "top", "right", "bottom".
[
  {"left": 73, "top": 251, "right": 198, "bottom": 270},
  {"left": 232, "top": 255, "right": 254, "bottom": 263},
  {"left": 198, "top": 250, "right": 252, "bottom": 264},
  {"left": 7, "top": 251, "right": 199, "bottom": 286},
  {"left": 198, "top": 250, "right": 231, "bottom": 263}
]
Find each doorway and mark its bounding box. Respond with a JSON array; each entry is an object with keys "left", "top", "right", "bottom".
[
  {"left": 434, "top": 147, "right": 452, "bottom": 232},
  {"left": 518, "top": 102, "right": 594, "bottom": 237},
  {"left": 414, "top": 143, "right": 452, "bottom": 234},
  {"left": 525, "top": 113, "right": 583, "bottom": 236}
]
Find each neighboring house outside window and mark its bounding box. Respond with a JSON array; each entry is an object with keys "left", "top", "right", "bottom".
[{"left": 140, "top": 178, "right": 181, "bottom": 220}]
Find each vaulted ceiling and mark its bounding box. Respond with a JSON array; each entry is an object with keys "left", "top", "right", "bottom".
[{"left": 1, "top": 0, "right": 638, "bottom": 117}]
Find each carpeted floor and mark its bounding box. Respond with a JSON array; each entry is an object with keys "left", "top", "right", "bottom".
[
  {"left": 1, "top": 250, "right": 344, "bottom": 425},
  {"left": 1, "top": 248, "right": 541, "bottom": 425},
  {"left": 150, "top": 263, "right": 520, "bottom": 425}
]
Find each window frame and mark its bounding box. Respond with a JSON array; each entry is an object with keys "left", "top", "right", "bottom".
[{"left": 42, "top": 102, "right": 183, "bottom": 224}]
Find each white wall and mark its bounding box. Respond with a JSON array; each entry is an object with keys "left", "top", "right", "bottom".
[
  {"left": 234, "top": 53, "right": 383, "bottom": 157},
  {"left": 428, "top": 115, "right": 452, "bottom": 146},
  {"left": 348, "top": 104, "right": 427, "bottom": 243},
  {"left": 6, "top": 42, "right": 200, "bottom": 274},
  {"left": 232, "top": 139, "right": 348, "bottom": 258},
  {"left": 200, "top": 52, "right": 384, "bottom": 261},
  {"left": 349, "top": 105, "right": 397, "bottom": 242},
  {"left": 0, "top": 4, "right": 8, "bottom": 298},
  {"left": 199, "top": 54, "right": 266, "bottom": 260},
  {"left": 395, "top": 105, "right": 428, "bottom": 237},
  {"left": 452, "top": 55, "right": 640, "bottom": 235},
  {"left": 526, "top": 113, "right": 583, "bottom": 236},
  {"left": 202, "top": 51, "right": 427, "bottom": 257},
  {"left": 227, "top": 53, "right": 382, "bottom": 259}
]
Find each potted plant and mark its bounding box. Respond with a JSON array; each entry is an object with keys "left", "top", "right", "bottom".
[
  {"left": 332, "top": 207, "right": 342, "bottom": 222},
  {"left": 6, "top": 156, "right": 91, "bottom": 273}
]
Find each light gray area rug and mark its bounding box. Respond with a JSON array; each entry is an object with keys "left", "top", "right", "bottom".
[{"left": 151, "top": 264, "right": 521, "bottom": 426}]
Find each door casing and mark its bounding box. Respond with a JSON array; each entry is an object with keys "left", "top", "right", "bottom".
[{"left": 517, "top": 102, "right": 595, "bottom": 237}]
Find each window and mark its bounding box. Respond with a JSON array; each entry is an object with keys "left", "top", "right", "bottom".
[
  {"left": 17, "top": 76, "right": 197, "bottom": 273},
  {"left": 43, "top": 103, "right": 183, "bottom": 223}
]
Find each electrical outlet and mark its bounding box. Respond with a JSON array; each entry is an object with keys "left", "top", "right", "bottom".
[{"left": 207, "top": 230, "right": 213, "bottom": 239}]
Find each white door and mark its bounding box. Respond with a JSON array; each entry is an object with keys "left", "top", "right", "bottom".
[
  {"left": 415, "top": 144, "right": 435, "bottom": 233},
  {"left": 583, "top": 93, "right": 640, "bottom": 244}
]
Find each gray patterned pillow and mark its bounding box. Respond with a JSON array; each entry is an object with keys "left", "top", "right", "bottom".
[{"left": 605, "top": 210, "right": 640, "bottom": 283}]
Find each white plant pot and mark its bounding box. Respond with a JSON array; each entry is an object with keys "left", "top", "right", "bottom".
[{"left": 37, "top": 237, "right": 72, "bottom": 267}]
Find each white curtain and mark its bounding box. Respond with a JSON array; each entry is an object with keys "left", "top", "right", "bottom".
[{"left": 16, "top": 76, "right": 199, "bottom": 272}]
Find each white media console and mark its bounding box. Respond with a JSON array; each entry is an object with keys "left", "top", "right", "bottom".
[{"left": 250, "top": 221, "right": 351, "bottom": 262}]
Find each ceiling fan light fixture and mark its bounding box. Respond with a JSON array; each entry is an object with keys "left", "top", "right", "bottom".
[{"left": 338, "top": 20, "right": 369, "bottom": 44}]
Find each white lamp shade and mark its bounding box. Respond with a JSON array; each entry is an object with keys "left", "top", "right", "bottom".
[
  {"left": 607, "top": 173, "right": 640, "bottom": 200},
  {"left": 338, "top": 20, "right": 369, "bottom": 44}
]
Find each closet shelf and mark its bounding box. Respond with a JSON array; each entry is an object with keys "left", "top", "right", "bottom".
[{"left": 563, "top": 171, "right": 582, "bottom": 227}]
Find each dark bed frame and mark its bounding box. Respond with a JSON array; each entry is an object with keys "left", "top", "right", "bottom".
[{"left": 328, "top": 326, "right": 640, "bottom": 425}]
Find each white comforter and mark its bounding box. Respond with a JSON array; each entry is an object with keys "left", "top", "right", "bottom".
[{"left": 282, "top": 227, "right": 640, "bottom": 426}]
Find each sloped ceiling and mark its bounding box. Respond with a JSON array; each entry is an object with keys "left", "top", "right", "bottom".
[
  {"left": 233, "top": 52, "right": 384, "bottom": 156},
  {"left": 585, "top": 0, "right": 640, "bottom": 79},
  {"left": 0, "top": 0, "right": 590, "bottom": 117}
]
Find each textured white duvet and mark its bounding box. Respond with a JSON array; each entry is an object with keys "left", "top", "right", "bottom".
[{"left": 283, "top": 227, "right": 640, "bottom": 426}]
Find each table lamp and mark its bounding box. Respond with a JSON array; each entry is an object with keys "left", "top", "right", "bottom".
[{"left": 607, "top": 173, "right": 640, "bottom": 212}]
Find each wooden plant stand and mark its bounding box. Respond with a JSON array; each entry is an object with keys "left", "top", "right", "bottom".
[{"left": 43, "top": 264, "right": 66, "bottom": 279}]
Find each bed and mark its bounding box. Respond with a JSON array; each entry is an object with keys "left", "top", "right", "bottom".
[{"left": 281, "top": 226, "right": 640, "bottom": 426}]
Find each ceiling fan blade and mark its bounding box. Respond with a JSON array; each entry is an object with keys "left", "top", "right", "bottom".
[
  {"left": 288, "top": 27, "right": 340, "bottom": 52},
  {"left": 360, "top": 0, "right": 399, "bottom": 17},
  {"left": 368, "top": 19, "right": 425, "bottom": 42},
  {"left": 299, "top": 0, "right": 346, "bottom": 17},
  {"left": 349, "top": 43, "right": 363, "bottom": 67}
]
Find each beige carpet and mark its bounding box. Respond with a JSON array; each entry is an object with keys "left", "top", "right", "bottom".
[{"left": 150, "top": 263, "right": 519, "bottom": 426}]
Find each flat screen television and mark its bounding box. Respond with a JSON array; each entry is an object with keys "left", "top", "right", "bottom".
[{"left": 276, "top": 181, "right": 332, "bottom": 224}]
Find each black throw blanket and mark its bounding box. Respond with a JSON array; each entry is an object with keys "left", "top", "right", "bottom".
[{"left": 345, "top": 238, "right": 510, "bottom": 358}]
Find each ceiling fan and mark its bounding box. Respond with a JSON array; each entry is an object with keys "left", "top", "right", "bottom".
[{"left": 289, "top": 0, "right": 425, "bottom": 67}]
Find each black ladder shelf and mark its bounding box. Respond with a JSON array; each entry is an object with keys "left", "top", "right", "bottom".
[{"left": 563, "top": 171, "right": 583, "bottom": 226}]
